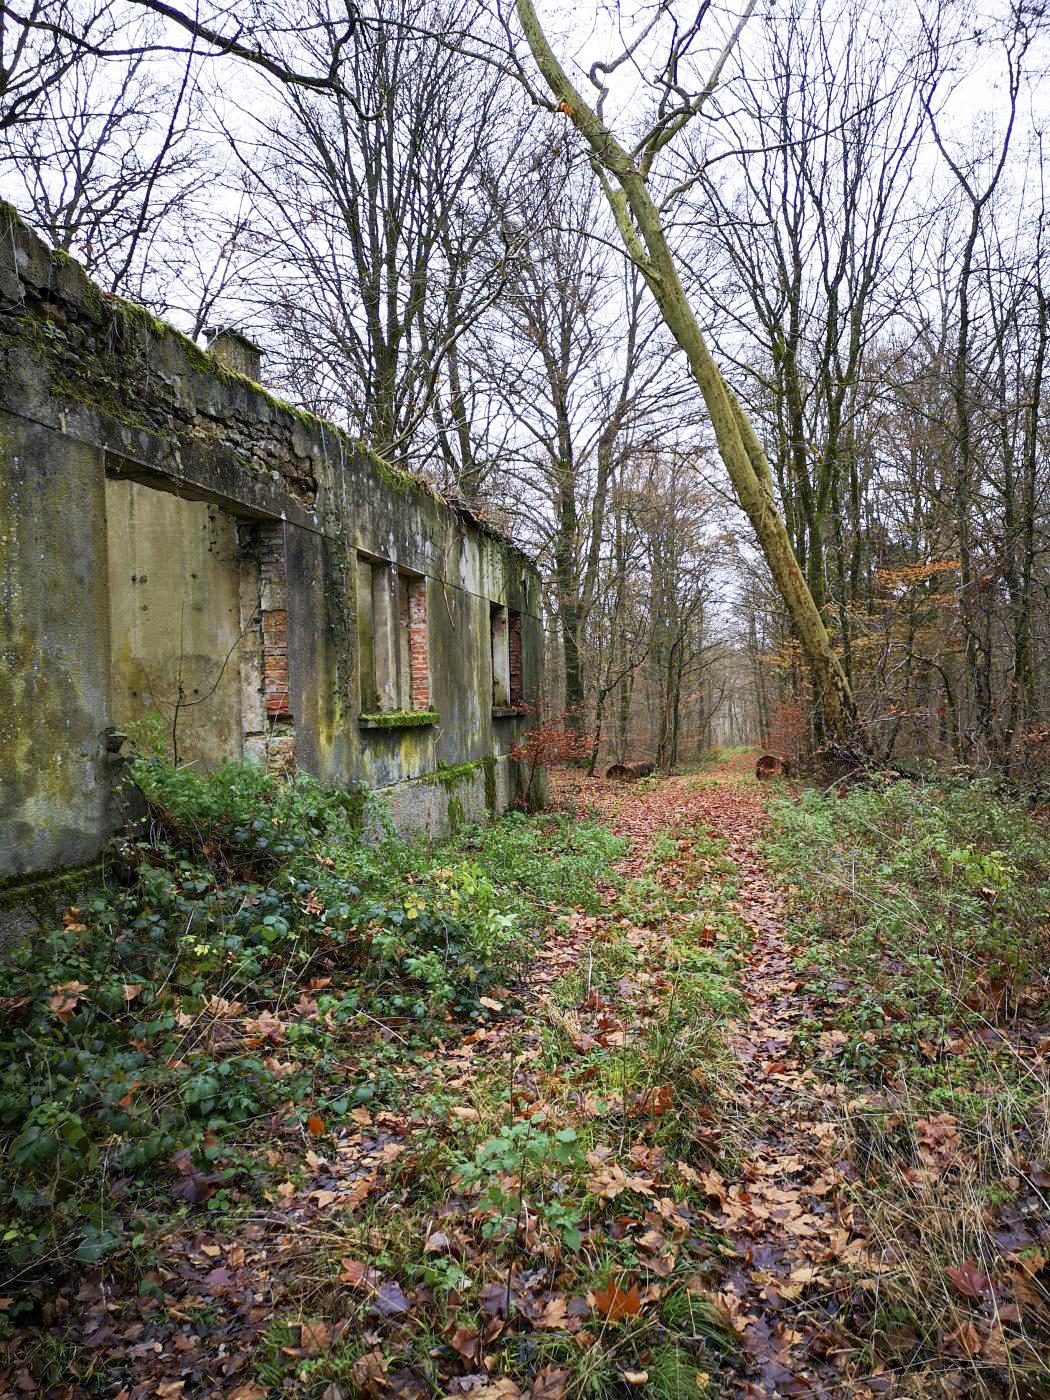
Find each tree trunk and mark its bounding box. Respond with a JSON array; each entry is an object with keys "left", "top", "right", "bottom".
[{"left": 514, "top": 0, "right": 864, "bottom": 751}]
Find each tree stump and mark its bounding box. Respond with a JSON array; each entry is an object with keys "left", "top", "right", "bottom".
[{"left": 755, "top": 754, "right": 787, "bottom": 781}]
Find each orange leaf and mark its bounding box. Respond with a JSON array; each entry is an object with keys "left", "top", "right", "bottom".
[
  {"left": 531, "top": 1365, "right": 570, "bottom": 1399},
  {"left": 945, "top": 1259, "right": 989, "bottom": 1300},
  {"left": 449, "top": 1324, "right": 479, "bottom": 1362},
  {"left": 339, "top": 1257, "right": 372, "bottom": 1286},
  {"left": 645, "top": 1083, "right": 674, "bottom": 1115},
  {"left": 592, "top": 1281, "right": 642, "bottom": 1322}
]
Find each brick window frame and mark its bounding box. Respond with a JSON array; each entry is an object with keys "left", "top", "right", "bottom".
[
  {"left": 240, "top": 519, "right": 296, "bottom": 774},
  {"left": 259, "top": 524, "right": 291, "bottom": 721},
  {"left": 492, "top": 604, "right": 526, "bottom": 716},
  {"left": 508, "top": 609, "right": 524, "bottom": 707},
  {"left": 402, "top": 573, "right": 431, "bottom": 711}
]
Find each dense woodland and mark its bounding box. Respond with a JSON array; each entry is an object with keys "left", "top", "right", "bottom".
[
  {"left": 7, "top": 0, "right": 1050, "bottom": 775},
  {"left": 4, "top": 6, "right": 1050, "bottom": 1398}
]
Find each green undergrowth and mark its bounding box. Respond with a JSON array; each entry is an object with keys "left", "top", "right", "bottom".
[
  {"left": 765, "top": 781, "right": 1050, "bottom": 1388},
  {"left": 765, "top": 781, "right": 1050, "bottom": 1103},
  {"left": 318, "top": 817, "right": 752, "bottom": 1398},
  {"left": 0, "top": 758, "right": 625, "bottom": 1296}
]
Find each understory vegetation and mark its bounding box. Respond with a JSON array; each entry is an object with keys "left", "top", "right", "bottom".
[
  {"left": 0, "top": 756, "right": 619, "bottom": 1290},
  {"left": 3, "top": 760, "right": 1049, "bottom": 1398},
  {"left": 0, "top": 759, "right": 750, "bottom": 1398},
  {"left": 766, "top": 782, "right": 1050, "bottom": 1391}
]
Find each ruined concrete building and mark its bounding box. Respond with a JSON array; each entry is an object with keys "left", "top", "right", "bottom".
[{"left": 0, "top": 208, "right": 543, "bottom": 916}]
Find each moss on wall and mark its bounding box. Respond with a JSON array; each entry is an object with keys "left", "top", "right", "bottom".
[
  {"left": 358, "top": 711, "right": 439, "bottom": 730},
  {"left": 1, "top": 209, "right": 546, "bottom": 879},
  {"left": 432, "top": 758, "right": 485, "bottom": 790},
  {"left": 482, "top": 753, "right": 497, "bottom": 814}
]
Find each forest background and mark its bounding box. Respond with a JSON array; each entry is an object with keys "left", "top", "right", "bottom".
[{"left": 5, "top": 0, "right": 1050, "bottom": 777}]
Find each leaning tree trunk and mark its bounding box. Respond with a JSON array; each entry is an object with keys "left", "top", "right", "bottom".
[{"left": 515, "top": 0, "right": 865, "bottom": 752}]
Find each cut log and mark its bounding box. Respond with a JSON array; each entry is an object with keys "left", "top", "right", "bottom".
[{"left": 606, "top": 761, "right": 655, "bottom": 781}]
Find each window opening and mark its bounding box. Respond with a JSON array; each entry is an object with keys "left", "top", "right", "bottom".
[
  {"left": 358, "top": 555, "right": 431, "bottom": 715},
  {"left": 491, "top": 604, "right": 510, "bottom": 709},
  {"left": 508, "top": 609, "right": 524, "bottom": 706}
]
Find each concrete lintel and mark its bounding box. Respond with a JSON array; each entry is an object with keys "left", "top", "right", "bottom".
[{"left": 103, "top": 447, "right": 320, "bottom": 533}]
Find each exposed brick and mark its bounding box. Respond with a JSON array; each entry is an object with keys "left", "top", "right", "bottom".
[
  {"left": 258, "top": 523, "right": 292, "bottom": 722},
  {"left": 408, "top": 580, "right": 431, "bottom": 711},
  {"left": 264, "top": 731, "right": 296, "bottom": 775},
  {"left": 509, "top": 611, "right": 524, "bottom": 706}
]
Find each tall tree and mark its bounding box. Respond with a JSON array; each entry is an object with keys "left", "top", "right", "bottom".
[
  {"left": 692, "top": 0, "right": 935, "bottom": 728},
  {"left": 490, "top": 155, "right": 678, "bottom": 722},
  {"left": 242, "top": 0, "right": 524, "bottom": 475},
  {"left": 509, "top": 0, "right": 864, "bottom": 748}
]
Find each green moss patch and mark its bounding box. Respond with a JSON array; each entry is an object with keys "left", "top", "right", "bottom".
[{"left": 358, "top": 710, "right": 439, "bottom": 730}]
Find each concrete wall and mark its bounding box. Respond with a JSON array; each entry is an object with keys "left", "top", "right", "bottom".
[
  {"left": 0, "top": 206, "right": 543, "bottom": 888},
  {"left": 106, "top": 480, "right": 246, "bottom": 769}
]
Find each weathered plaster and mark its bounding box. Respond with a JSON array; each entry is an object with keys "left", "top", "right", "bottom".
[
  {"left": 106, "top": 479, "right": 246, "bottom": 768},
  {"left": 0, "top": 206, "right": 544, "bottom": 888}
]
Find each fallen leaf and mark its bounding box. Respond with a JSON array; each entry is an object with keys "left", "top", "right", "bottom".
[
  {"left": 530, "top": 1365, "right": 570, "bottom": 1399},
  {"left": 537, "top": 1296, "right": 568, "bottom": 1330},
  {"left": 301, "top": 1320, "right": 332, "bottom": 1356},
  {"left": 591, "top": 1281, "right": 642, "bottom": 1323},
  {"left": 945, "top": 1259, "right": 989, "bottom": 1300},
  {"left": 449, "top": 1324, "right": 479, "bottom": 1362},
  {"left": 375, "top": 1280, "right": 411, "bottom": 1317}
]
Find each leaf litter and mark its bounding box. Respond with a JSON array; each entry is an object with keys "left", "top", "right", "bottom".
[{"left": 4, "top": 754, "right": 1048, "bottom": 1398}]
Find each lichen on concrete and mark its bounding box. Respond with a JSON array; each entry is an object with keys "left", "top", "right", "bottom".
[{"left": 0, "top": 208, "right": 544, "bottom": 892}]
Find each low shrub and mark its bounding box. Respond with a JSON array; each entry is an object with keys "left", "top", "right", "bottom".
[
  {"left": 766, "top": 779, "right": 1050, "bottom": 1036},
  {"left": 765, "top": 780, "right": 1050, "bottom": 1393}
]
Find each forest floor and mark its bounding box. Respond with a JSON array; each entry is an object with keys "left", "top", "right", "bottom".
[{"left": 3, "top": 756, "right": 1049, "bottom": 1400}]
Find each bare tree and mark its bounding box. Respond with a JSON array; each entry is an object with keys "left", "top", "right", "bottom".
[
  {"left": 0, "top": 1, "right": 122, "bottom": 132},
  {"left": 508, "top": 0, "right": 865, "bottom": 749},
  {"left": 242, "top": 0, "right": 525, "bottom": 476},
  {"left": 488, "top": 156, "right": 683, "bottom": 724},
  {"left": 691, "top": 0, "right": 936, "bottom": 738},
  {"left": 0, "top": 36, "right": 206, "bottom": 289},
  {"left": 0, "top": 0, "right": 363, "bottom": 107}
]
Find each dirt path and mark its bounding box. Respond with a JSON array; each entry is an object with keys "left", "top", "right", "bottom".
[{"left": 575, "top": 763, "right": 867, "bottom": 1398}]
